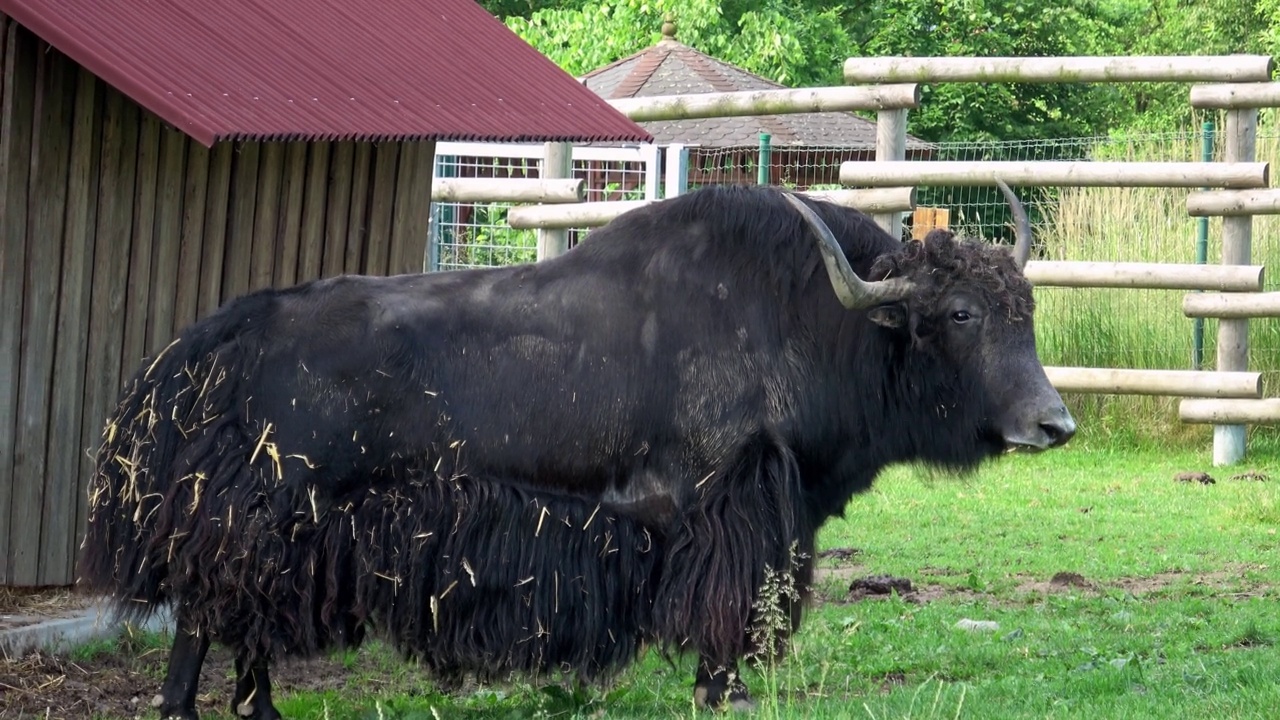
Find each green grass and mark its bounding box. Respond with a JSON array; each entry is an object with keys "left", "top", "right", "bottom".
[{"left": 62, "top": 446, "right": 1280, "bottom": 719}]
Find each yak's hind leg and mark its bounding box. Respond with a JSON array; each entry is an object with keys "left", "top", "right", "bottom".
[
  {"left": 152, "top": 617, "right": 211, "bottom": 720},
  {"left": 230, "top": 654, "right": 282, "bottom": 720}
]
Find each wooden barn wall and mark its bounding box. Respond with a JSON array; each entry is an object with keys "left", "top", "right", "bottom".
[{"left": 0, "top": 18, "right": 435, "bottom": 586}]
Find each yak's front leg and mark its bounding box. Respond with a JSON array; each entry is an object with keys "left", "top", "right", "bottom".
[
  {"left": 231, "top": 654, "right": 282, "bottom": 720},
  {"left": 693, "top": 656, "right": 755, "bottom": 712},
  {"left": 152, "top": 617, "right": 210, "bottom": 720}
]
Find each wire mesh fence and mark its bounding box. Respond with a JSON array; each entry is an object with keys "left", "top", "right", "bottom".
[{"left": 429, "top": 143, "right": 658, "bottom": 272}]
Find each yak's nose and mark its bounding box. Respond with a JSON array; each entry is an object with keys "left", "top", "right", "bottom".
[
  {"left": 1038, "top": 404, "right": 1077, "bottom": 448},
  {"left": 1004, "top": 403, "right": 1077, "bottom": 452}
]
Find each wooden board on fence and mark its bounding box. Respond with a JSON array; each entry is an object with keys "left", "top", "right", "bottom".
[
  {"left": 365, "top": 142, "right": 400, "bottom": 277},
  {"left": 120, "top": 112, "right": 159, "bottom": 388},
  {"left": 24, "top": 46, "right": 74, "bottom": 584},
  {"left": 222, "top": 141, "right": 260, "bottom": 301},
  {"left": 0, "top": 20, "right": 35, "bottom": 584},
  {"left": 174, "top": 141, "right": 210, "bottom": 331},
  {"left": 250, "top": 141, "right": 283, "bottom": 293},
  {"left": 149, "top": 126, "right": 187, "bottom": 349},
  {"left": 273, "top": 142, "right": 307, "bottom": 288},
  {"left": 911, "top": 206, "right": 951, "bottom": 240},
  {"left": 50, "top": 65, "right": 102, "bottom": 581},
  {"left": 197, "top": 142, "right": 233, "bottom": 319}
]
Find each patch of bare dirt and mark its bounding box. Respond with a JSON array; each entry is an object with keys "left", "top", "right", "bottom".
[
  {"left": 812, "top": 564, "right": 1277, "bottom": 608},
  {"left": 0, "top": 636, "right": 375, "bottom": 720},
  {"left": 816, "top": 547, "right": 862, "bottom": 562},
  {"left": 1174, "top": 471, "right": 1216, "bottom": 485},
  {"left": 844, "top": 575, "right": 920, "bottom": 604}
]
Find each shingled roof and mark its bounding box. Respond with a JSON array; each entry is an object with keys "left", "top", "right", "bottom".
[
  {"left": 0, "top": 0, "right": 651, "bottom": 147},
  {"left": 580, "top": 23, "right": 928, "bottom": 151}
]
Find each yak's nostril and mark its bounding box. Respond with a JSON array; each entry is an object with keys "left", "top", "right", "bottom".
[{"left": 1039, "top": 409, "right": 1077, "bottom": 447}]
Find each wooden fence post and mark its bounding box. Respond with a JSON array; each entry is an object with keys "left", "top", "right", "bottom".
[
  {"left": 1214, "top": 107, "right": 1258, "bottom": 465},
  {"left": 874, "top": 108, "right": 908, "bottom": 238},
  {"left": 537, "top": 142, "right": 573, "bottom": 261}
]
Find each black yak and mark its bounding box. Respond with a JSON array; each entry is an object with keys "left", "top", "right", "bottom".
[{"left": 79, "top": 181, "right": 1074, "bottom": 718}]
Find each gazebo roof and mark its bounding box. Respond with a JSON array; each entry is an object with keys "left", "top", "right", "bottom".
[{"left": 580, "top": 22, "right": 928, "bottom": 151}]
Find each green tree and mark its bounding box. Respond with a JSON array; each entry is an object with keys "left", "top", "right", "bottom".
[
  {"left": 851, "top": 0, "right": 1132, "bottom": 142},
  {"left": 503, "top": 0, "right": 851, "bottom": 87},
  {"left": 1115, "top": 0, "right": 1269, "bottom": 131}
]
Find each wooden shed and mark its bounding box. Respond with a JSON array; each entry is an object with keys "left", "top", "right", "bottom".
[{"left": 0, "top": 0, "right": 649, "bottom": 587}]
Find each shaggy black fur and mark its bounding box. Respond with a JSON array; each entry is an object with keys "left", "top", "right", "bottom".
[
  {"left": 144, "top": 462, "right": 664, "bottom": 718},
  {"left": 871, "top": 227, "right": 1036, "bottom": 322},
  {"left": 344, "top": 470, "right": 661, "bottom": 683}
]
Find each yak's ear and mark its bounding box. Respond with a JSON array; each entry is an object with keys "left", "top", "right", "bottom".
[{"left": 867, "top": 303, "right": 907, "bottom": 330}]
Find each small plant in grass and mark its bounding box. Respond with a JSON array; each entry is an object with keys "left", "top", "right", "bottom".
[{"left": 744, "top": 542, "right": 806, "bottom": 717}]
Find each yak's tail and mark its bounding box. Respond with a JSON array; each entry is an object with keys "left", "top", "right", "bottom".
[
  {"left": 343, "top": 471, "right": 663, "bottom": 684},
  {"left": 77, "top": 290, "right": 277, "bottom": 623},
  {"left": 651, "top": 430, "right": 811, "bottom": 670}
]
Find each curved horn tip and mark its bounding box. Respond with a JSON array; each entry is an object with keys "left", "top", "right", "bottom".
[{"left": 994, "top": 178, "right": 1032, "bottom": 269}]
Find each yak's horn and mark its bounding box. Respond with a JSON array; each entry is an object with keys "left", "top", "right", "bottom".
[
  {"left": 784, "top": 193, "right": 913, "bottom": 310},
  {"left": 995, "top": 178, "right": 1032, "bottom": 269}
]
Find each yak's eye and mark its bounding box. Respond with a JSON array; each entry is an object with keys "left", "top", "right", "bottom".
[{"left": 951, "top": 310, "right": 972, "bottom": 324}]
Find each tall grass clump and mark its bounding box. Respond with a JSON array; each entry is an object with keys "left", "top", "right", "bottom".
[{"left": 1034, "top": 122, "right": 1280, "bottom": 450}]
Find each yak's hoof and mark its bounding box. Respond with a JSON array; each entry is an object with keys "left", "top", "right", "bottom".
[
  {"left": 234, "top": 701, "right": 282, "bottom": 720},
  {"left": 153, "top": 699, "right": 200, "bottom": 720},
  {"left": 694, "top": 681, "right": 755, "bottom": 712}
]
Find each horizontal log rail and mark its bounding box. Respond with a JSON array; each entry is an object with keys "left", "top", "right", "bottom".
[
  {"left": 1180, "top": 398, "right": 1280, "bottom": 424},
  {"left": 607, "top": 85, "right": 921, "bottom": 122},
  {"left": 1187, "top": 188, "right": 1280, "bottom": 216},
  {"left": 1044, "top": 367, "right": 1262, "bottom": 399},
  {"left": 432, "top": 178, "right": 584, "bottom": 204},
  {"left": 843, "top": 56, "right": 1275, "bottom": 84},
  {"left": 1182, "top": 292, "right": 1280, "bottom": 318},
  {"left": 1023, "top": 261, "right": 1264, "bottom": 292},
  {"left": 838, "top": 161, "right": 1269, "bottom": 189},
  {"left": 1190, "top": 82, "right": 1280, "bottom": 109},
  {"left": 506, "top": 187, "right": 918, "bottom": 230}
]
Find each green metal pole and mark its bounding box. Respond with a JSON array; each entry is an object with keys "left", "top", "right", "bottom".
[
  {"left": 758, "top": 133, "right": 771, "bottom": 185},
  {"left": 1193, "top": 121, "right": 1213, "bottom": 370}
]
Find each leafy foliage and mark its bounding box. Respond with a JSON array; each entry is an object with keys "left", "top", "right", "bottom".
[
  {"left": 851, "top": 0, "right": 1133, "bottom": 142},
  {"left": 486, "top": 0, "right": 1280, "bottom": 143},
  {"left": 502, "top": 0, "right": 850, "bottom": 87}
]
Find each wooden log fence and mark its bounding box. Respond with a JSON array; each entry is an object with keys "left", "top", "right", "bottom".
[
  {"left": 843, "top": 56, "right": 1274, "bottom": 84},
  {"left": 1182, "top": 292, "right": 1280, "bottom": 319},
  {"left": 1023, "top": 262, "right": 1263, "bottom": 292},
  {"left": 1187, "top": 188, "right": 1280, "bottom": 216},
  {"left": 1180, "top": 399, "right": 1280, "bottom": 424},
  {"left": 460, "top": 60, "right": 1280, "bottom": 455},
  {"left": 1043, "top": 368, "right": 1262, "bottom": 399},
  {"left": 606, "top": 84, "right": 920, "bottom": 122},
  {"left": 830, "top": 59, "right": 1280, "bottom": 462},
  {"left": 837, "top": 161, "right": 1269, "bottom": 188},
  {"left": 432, "top": 177, "right": 583, "bottom": 204},
  {"left": 507, "top": 187, "right": 918, "bottom": 230}
]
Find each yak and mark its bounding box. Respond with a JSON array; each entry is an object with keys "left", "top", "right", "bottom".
[{"left": 79, "top": 180, "right": 1074, "bottom": 719}]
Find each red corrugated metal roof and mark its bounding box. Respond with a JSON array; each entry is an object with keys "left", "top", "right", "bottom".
[{"left": 0, "top": 0, "right": 651, "bottom": 147}]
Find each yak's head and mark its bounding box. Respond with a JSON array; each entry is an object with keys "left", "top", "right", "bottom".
[{"left": 785, "top": 183, "right": 1075, "bottom": 455}]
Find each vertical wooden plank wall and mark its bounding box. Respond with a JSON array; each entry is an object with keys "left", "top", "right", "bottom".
[
  {"left": 0, "top": 20, "right": 436, "bottom": 585},
  {"left": 1, "top": 19, "right": 38, "bottom": 584}
]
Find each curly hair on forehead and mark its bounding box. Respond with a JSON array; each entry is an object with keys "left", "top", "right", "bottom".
[{"left": 869, "top": 229, "right": 1036, "bottom": 320}]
